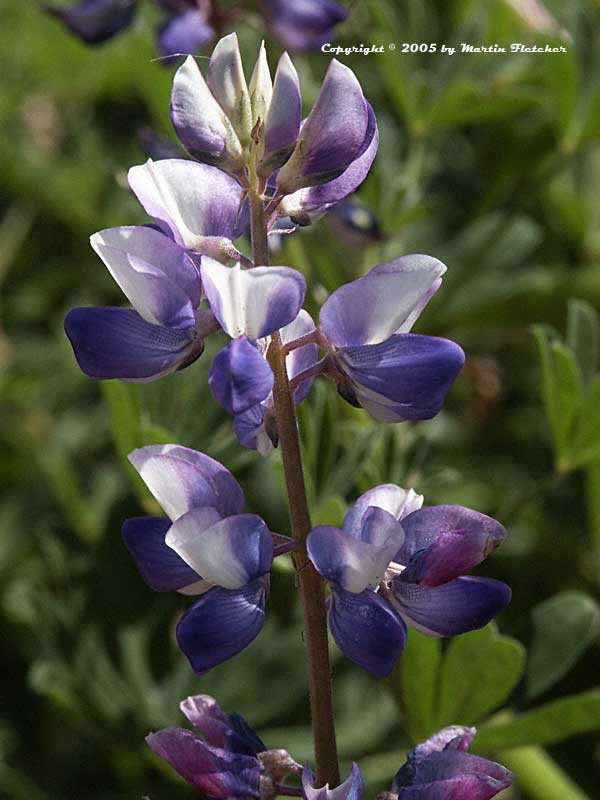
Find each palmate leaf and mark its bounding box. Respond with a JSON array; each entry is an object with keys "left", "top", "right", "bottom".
[
  {"left": 526, "top": 591, "right": 600, "bottom": 701},
  {"left": 390, "top": 630, "right": 441, "bottom": 742}
]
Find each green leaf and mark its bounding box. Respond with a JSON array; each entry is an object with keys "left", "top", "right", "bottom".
[
  {"left": 101, "top": 381, "right": 141, "bottom": 462},
  {"left": 391, "top": 630, "right": 441, "bottom": 741},
  {"left": 474, "top": 690, "right": 600, "bottom": 750},
  {"left": 437, "top": 625, "right": 526, "bottom": 727},
  {"left": 569, "top": 375, "right": 600, "bottom": 467},
  {"left": 566, "top": 299, "right": 600, "bottom": 387},
  {"left": 526, "top": 591, "right": 600, "bottom": 700}
]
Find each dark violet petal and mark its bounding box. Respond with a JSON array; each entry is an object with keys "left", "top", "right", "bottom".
[
  {"left": 259, "top": 52, "right": 302, "bottom": 176},
  {"left": 166, "top": 511, "right": 274, "bottom": 588},
  {"left": 201, "top": 259, "right": 306, "bottom": 340},
  {"left": 233, "top": 403, "right": 273, "bottom": 456},
  {"left": 329, "top": 588, "right": 406, "bottom": 677},
  {"left": 302, "top": 762, "right": 364, "bottom": 800},
  {"left": 266, "top": 0, "right": 348, "bottom": 52},
  {"left": 276, "top": 60, "right": 367, "bottom": 194},
  {"left": 179, "top": 695, "right": 266, "bottom": 755},
  {"left": 209, "top": 337, "right": 274, "bottom": 415},
  {"left": 146, "top": 727, "right": 261, "bottom": 797},
  {"left": 128, "top": 159, "right": 247, "bottom": 249},
  {"left": 128, "top": 444, "right": 244, "bottom": 522},
  {"left": 177, "top": 581, "right": 266, "bottom": 673},
  {"left": 390, "top": 576, "right": 512, "bottom": 637},
  {"left": 343, "top": 484, "right": 423, "bottom": 539},
  {"left": 394, "top": 774, "right": 512, "bottom": 800},
  {"left": 398, "top": 506, "right": 507, "bottom": 586},
  {"left": 157, "top": 8, "right": 214, "bottom": 59},
  {"left": 320, "top": 256, "right": 446, "bottom": 348},
  {"left": 281, "top": 102, "right": 378, "bottom": 221},
  {"left": 412, "top": 750, "right": 512, "bottom": 788},
  {"left": 339, "top": 334, "right": 465, "bottom": 421},
  {"left": 64, "top": 306, "right": 199, "bottom": 382},
  {"left": 393, "top": 727, "right": 476, "bottom": 790},
  {"left": 121, "top": 516, "right": 201, "bottom": 592},
  {"left": 45, "top": 0, "right": 136, "bottom": 45}
]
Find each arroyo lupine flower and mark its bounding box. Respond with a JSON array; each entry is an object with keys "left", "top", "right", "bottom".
[
  {"left": 307, "top": 484, "right": 511, "bottom": 676},
  {"left": 265, "top": 0, "right": 348, "bottom": 52},
  {"left": 389, "top": 726, "right": 512, "bottom": 799},
  {"left": 302, "top": 762, "right": 364, "bottom": 800},
  {"left": 232, "top": 310, "right": 319, "bottom": 456},
  {"left": 157, "top": 0, "right": 214, "bottom": 61},
  {"left": 147, "top": 693, "right": 301, "bottom": 797},
  {"left": 122, "top": 445, "right": 275, "bottom": 672},
  {"left": 170, "top": 35, "right": 377, "bottom": 222},
  {"left": 318, "top": 255, "right": 465, "bottom": 422},
  {"left": 45, "top": 0, "right": 136, "bottom": 45}
]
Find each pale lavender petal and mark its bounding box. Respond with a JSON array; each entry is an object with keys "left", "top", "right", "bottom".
[
  {"left": 343, "top": 484, "right": 423, "bottom": 539},
  {"left": 302, "top": 762, "right": 364, "bottom": 800},
  {"left": 276, "top": 60, "right": 368, "bottom": 194},
  {"left": 44, "top": 0, "right": 135, "bottom": 45},
  {"left": 320, "top": 256, "right": 447, "bottom": 348},
  {"left": 170, "top": 55, "right": 243, "bottom": 170},
  {"left": 146, "top": 727, "right": 260, "bottom": 796},
  {"left": 397, "top": 506, "right": 507, "bottom": 586},
  {"left": 281, "top": 309, "right": 318, "bottom": 403},
  {"left": 128, "top": 159, "right": 247, "bottom": 250},
  {"left": 157, "top": 8, "right": 214, "bottom": 59},
  {"left": 209, "top": 337, "right": 274, "bottom": 415},
  {"left": 201, "top": 259, "right": 306, "bottom": 339},
  {"left": 329, "top": 588, "right": 406, "bottom": 677},
  {"left": 207, "top": 33, "right": 252, "bottom": 144},
  {"left": 259, "top": 52, "right": 301, "bottom": 176},
  {"left": 233, "top": 403, "right": 274, "bottom": 457},
  {"left": 64, "top": 306, "right": 200, "bottom": 382},
  {"left": 180, "top": 695, "right": 266, "bottom": 755},
  {"left": 128, "top": 444, "right": 244, "bottom": 521},
  {"left": 177, "top": 581, "right": 266, "bottom": 672},
  {"left": 390, "top": 576, "right": 512, "bottom": 637},
  {"left": 165, "top": 511, "right": 273, "bottom": 589}
]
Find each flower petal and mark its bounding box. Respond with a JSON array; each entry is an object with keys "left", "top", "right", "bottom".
[
  {"left": 233, "top": 403, "right": 274, "bottom": 457},
  {"left": 266, "top": 0, "right": 348, "bottom": 52},
  {"left": 128, "top": 444, "right": 244, "bottom": 521},
  {"left": 339, "top": 334, "right": 465, "bottom": 421},
  {"left": 177, "top": 581, "right": 266, "bottom": 672},
  {"left": 128, "top": 159, "right": 247, "bottom": 249},
  {"left": 411, "top": 750, "right": 512, "bottom": 789},
  {"left": 209, "top": 337, "right": 274, "bottom": 415},
  {"left": 146, "top": 727, "right": 260, "bottom": 797},
  {"left": 166, "top": 511, "right": 273, "bottom": 589},
  {"left": 276, "top": 60, "right": 367, "bottom": 194},
  {"left": 207, "top": 33, "right": 252, "bottom": 144},
  {"left": 90, "top": 225, "right": 200, "bottom": 324},
  {"left": 343, "top": 484, "right": 423, "bottom": 539},
  {"left": 308, "top": 508, "right": 404, "bottom": 593},
  {"left": 201, "top": 259, "right": 306, "bottom": 339},
  {"left": 259, "top": 52, "right": 302, "bottom": 176},
  {"left": 390, "top": 576, "right": 512, "bottom": 637},
  {"left": 393, "top": 727, "right": 476, "bottom": 790},
  {"left": 394, "top": 774, "right": 511, "bottom": 800},
  {"left": 397, "top": 506, "right": 507, "bottom": 586},
  {"left": 170, "top": 55, "right": 243, "bottom": 170},
  {"left": 302, "top": 762, "right": 364, "bottom": 800},
  {"left": 320, "top": 256, "right": 447, "bottom": 348},
  {"left": 329, "top": 588, "right": 406, "bottom": 677},
  {"left": 64, "top": 306, "right": 200, "bottom": 382},
  {"left": 280, "top": 101, "right": 378, "bottom": 222},
  {"left": 281, "top": 309, "right": 318, "bottom": 403},
  {"left": 157, "top": 9, "right": 214, "bottom": 59},
  {"left": 180, "top": 695, "right": 265, "bottom": 755},
  {"left": 44, "top": 0, "right": 136, "bottom": 45}
]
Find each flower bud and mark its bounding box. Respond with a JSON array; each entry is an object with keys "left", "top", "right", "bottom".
[{"left": 208, "top": 33, "right": 253, "bottom": 147}]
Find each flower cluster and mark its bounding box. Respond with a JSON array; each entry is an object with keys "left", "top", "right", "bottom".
[
  {"left": 148, "top": 698, "right": 512, "bottom": 800},
  {"left": 45, "top": 0, "right": 347, "bottom": 56}
]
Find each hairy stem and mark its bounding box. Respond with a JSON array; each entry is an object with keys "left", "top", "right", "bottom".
[{"left": 249, "top": 189, "right": 340, "bottom": 787}]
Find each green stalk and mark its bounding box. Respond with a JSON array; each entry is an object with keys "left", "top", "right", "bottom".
[{"left": 501, "top": 746, "right": 590, "bottom": 800}]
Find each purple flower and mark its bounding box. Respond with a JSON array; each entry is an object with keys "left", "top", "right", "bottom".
[
  {"left": 390, "top": 726, "right": 512, "bottom": 799},
  {"left": 318, "top": 255, "right": 465, "bottom": 422},
  {"left": 265, "top": 0, "right": 348, "bottom": 52},
  {"left": 147, "top": 693, "right": 301, "bottom": 797},
  {"left": 302, "top": 762, "right": 364, "bottom": 800},
  {"left": 44, "top": 0, "right": 136, "bottom": 45},
  {"left": 307, "top": 485, "right": 511, "bottom": 676},
  {"left": 157, "top": 1, "right": 214, "bottom": 61},
  {"left": 122, "top": 445, "right": 275, "bottom": 672}
]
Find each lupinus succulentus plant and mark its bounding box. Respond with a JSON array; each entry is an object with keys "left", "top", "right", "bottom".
[
  {"left": 64, "top": 33, "right": 513, "bottom": 797},
  {"left": 45, "top": 0, "right": 347, "bottom": 57}
]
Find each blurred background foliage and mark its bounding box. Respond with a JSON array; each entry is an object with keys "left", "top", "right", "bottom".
[{"left": 2, "top": 0, "right": 600, "bottom": 797}]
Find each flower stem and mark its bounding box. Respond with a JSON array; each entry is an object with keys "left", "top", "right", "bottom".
[{"left": 249, "top": 189, "right": 340, "bottom": 788}]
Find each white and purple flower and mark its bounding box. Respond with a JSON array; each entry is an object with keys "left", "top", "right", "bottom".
[
  {"left": 122, "top": 445, "right": 277, "bottom": 672},
  {"left": 147, "top": 693, "right": 301, "bottom": 797},
  {"left": 307, "top": 485, "right": 511, "bottom": 677},
  {"left": 389, "top": 726, "right": 513, "bottom": 799},
  {"left": 302, "top": 762, "right": 363, "bottom": 800}
]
